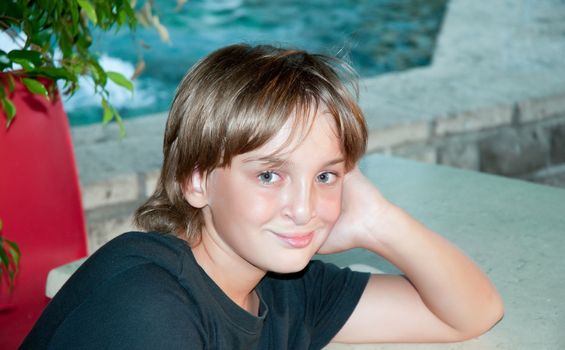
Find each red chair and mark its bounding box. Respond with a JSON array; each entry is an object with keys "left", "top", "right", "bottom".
[{"left": 0, "top": 75, "right": 88, "bottom": 349}]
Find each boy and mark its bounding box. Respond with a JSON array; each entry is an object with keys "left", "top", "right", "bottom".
[{"left": 23, "top": 44, "right": 503, "bottom": 349}]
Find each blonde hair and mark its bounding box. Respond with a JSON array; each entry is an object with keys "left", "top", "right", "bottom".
[{"left": 134, "top": 44, "right": 367, "bottom": 244}]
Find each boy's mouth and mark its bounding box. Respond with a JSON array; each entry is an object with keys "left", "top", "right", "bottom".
[{"left": 273, "top": 231, "right": 314, "bottom": 248}]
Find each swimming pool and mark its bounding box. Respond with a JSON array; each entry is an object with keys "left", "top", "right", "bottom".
[{"left": 66, "top": 0, "right": 448, "bottom": 126}]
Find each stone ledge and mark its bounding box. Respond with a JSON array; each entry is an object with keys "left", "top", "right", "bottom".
[
  {"left": 366, "top": 122, "right": 429, "bottom": 152},
  {"left": 524, "top": 163, "right": 565, "bottom": 188},
  {"left": 518, "top": 93, "right": 565, "bottom": 123},
  {"left": 434, "top": 105, "right": 514, "bottom": 136}
]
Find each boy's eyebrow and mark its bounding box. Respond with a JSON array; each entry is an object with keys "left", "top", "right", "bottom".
[
  {"left": 323, "top": 157, "right": 346, "bottom": 167},
  {"left": 242, "top": 155, "right": 345, "bottom": 168},
  {"left": 242, "top": 156, "right": 287, "bottom": 168}
]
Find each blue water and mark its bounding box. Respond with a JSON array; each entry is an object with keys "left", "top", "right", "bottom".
[{"left": 67, "top": 0, "right": 448, "bottom": 126}]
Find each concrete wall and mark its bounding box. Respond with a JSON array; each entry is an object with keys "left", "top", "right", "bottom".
[
  {"left": 363, "top": 88, "right": 565, "bottom": 187},
  {"left": 358, "top": 0, "right": 565, "bottom": 186}
]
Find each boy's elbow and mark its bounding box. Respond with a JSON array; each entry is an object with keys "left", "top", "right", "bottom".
[
  {"left": 458, "top": 291, "right": 505, "bottom": 341},
  {"left": 483, "top": 289, "right": 505, "bottom": 331},
  {"left": 484, "top": 293, "right": 505, "bottom": 333}
]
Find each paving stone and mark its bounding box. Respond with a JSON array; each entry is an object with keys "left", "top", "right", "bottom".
[
  {"left": 86, "top": 214, "right": 136, "bottom": 253},
  {"left": 518, "top": 93, "right": 565, "bottom": 124},
  {"left": 82, "top": 175, "right": 139, "bottom": 210},
  {"left": 360, "top": 100, "right": 423, "bottom": 130},
  {"left": 71, "top": 112, "right": 167, "bottom": 146},
  {"left": 367, "top": 122, "right": 429, "bottom": 152},
  {"left": 549, "top": 124, "right": 565, "bottom": 164},
  {"left": 392, "top": 144, "right": 437, "bottom": 164},
  {"left": 434, "top": 104, "right": 513, "bottom": 136},
  {"left": 479, "top": 128, "right": 550, "bottom": 177},
  {"left": 74, "top": 136, "right": 163, "bottom": 185},
  {"left": 525, "top": 164, "right": 565, "bottom": 188},
  {"left": 144, "top": 169, "right": 161, "bottom": 197},
  {"left": 438, "top": 141, "right": 479, "bottom": 170}
]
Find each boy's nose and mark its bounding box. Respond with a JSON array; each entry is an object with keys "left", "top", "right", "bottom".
[{"left": 283, "top": 180, "right": 316, "bottom": 225}]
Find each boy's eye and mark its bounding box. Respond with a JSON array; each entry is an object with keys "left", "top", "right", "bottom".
[
  {"left": 316, "top": 172, "right": 337, "bottom": 184},
  {"left": 258, "top": 171, "right": 281, "bottom": 184}
]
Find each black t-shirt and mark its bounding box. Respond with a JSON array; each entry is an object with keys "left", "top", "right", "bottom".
[{"left": 22, "top": 232, "right": 370, "bottom": 349}]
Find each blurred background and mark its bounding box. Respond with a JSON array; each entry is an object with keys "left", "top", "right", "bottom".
[
  {"left": 55, "top": 0, "right": 565, "bottom": 248},
  {"left": 63, "top": 0, "right": 448, "bottom": 125},
  {"left": 1, "top": 0, "right": 564, "bottom": 249}
]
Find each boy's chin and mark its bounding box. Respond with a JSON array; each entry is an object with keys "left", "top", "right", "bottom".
[{"left": 267, "top": 257, "right": 312, "bottom": 275}]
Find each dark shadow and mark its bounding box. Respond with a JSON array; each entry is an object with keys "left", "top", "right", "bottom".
[{"left": 21, "top": 94, "right": 50, "bottom": 115}]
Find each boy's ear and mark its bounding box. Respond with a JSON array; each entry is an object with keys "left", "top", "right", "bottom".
[{"left": 182, "top": 170, "right": 208, "bottom": 208}]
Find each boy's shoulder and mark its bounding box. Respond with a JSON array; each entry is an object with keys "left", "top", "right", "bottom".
[
  {"left": 84, "top": 231, "right": 188, "bottom": 272},
  {"left": 53, "top": 231, "right": 192, "bottom": 307},
  {"left": 96, "top": 230, "right": 187, "bottom": 256},
  {"left": 22, "top": 232, "right": 202, "bottom": 348}
]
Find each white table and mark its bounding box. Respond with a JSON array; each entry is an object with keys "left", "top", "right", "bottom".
[{"left": 321, "top": 154, "right": 565, "bottom": 350}]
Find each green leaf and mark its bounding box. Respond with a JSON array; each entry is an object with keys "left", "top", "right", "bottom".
[
  {"left": 101, "top": 99, "right": 125, "bottom": 137},
  {"left": 107, "top": 71, "right": 134, "bottom": 93},
  {"left": 76, "top": 31, "right": 93, "bottom": 52},
  {"left": 22, "top": 78, "right": 49, "bottom": 97},
  {"left": 0, "top": 51, "right": 10, "bottom": 70},
  {"left": 34, "top": 67, "right": 77, "bottom": 82},
  {"left": 114, "top": 109, "right": 126, "bottom": 138},
  {"left": 12, "top": 58, "right": 35, "bottom": 71},
  {"left": 7, "top": 75, "right": 16, "bottom": 93},
  {"left": 8, "top": 269, "right": 15, "bottom": 286},
  {"left": 58, "top": 31, "right": 73, "bottom": 58},
  {"left": 123, "top": 3, "right": 137, "bottom": 28},
  {"left": 101, "top": 98, "right": 113, "bottom": 124},
  {"left": 6, "top": 240, "right": 20, "bottom": 256},
  {"left": 7, "top": 241, "right": 20, "bottom": 271},
  {"left": 1, "top": 96, "right": 16, "bottom": 128},
  {"left": 88, "top": 60, "right": 107, "bottom": 87},
  {"left": 77, "top": 0, "right": 97, "bottom": 25},
  {"left": 0, "top": 244, "right": 9, "bottom": 268},
  {"left": 117, "top": 9, "right": 127, "bottom": 26},
  {"left": 7, "top": 49, "right": 43, "bottom": 66},
  {"left": 70, "top": 1, "right": 80, "bottom": 33}
]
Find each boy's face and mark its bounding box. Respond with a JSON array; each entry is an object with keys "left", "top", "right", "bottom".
[{"left": 197, "top": 112, "right": 346, "bottom": 274}]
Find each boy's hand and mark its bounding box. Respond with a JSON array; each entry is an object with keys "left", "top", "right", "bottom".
[{"left": 318, "top": 166, "right": 397, "bottom": 254}]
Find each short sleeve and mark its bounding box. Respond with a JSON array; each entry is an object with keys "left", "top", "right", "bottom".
[
  {"left": 45, "top": 263, "right": 206, "bottom": 349},
  {"left": 302, "top": 260, "right": 370, "bottom": 348}
]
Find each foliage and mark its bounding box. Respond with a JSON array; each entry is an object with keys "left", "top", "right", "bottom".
[
  {"left": 0, "top": 219, "right": 20, "bottom": 292},
  {"left": 0, "top": 1, "right": 179, "bottom": 293},
  {"left": 0, "top": 0, "right": 171, "bottom": 134}
]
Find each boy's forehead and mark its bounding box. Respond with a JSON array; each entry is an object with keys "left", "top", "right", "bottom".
[
  {"left": 239, "top": 122, "right": 298, "bottom": 164},
  {"left": 240, "top": 111, "right": 341, "bottom": 164}
]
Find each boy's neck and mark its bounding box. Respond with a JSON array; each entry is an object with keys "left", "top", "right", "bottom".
[{"left": 190, "top": 234, "right": 265, "bottom": 316}]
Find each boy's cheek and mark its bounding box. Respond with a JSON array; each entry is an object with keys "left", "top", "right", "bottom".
[{"left": 318, "top": 197, "right": 342, "bottom": 225}]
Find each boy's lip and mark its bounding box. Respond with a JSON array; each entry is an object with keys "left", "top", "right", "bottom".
[{"left": 273, "top": 231, "right": 314, "bottom": 248}]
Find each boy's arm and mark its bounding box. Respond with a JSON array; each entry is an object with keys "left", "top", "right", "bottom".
[{"left": 320, "top": 168, "right": 504, "bottom": 344}]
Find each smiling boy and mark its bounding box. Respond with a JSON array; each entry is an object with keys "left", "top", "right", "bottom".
[{"left": 23, "top": 44, "right": 503, "bottom": 349}]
